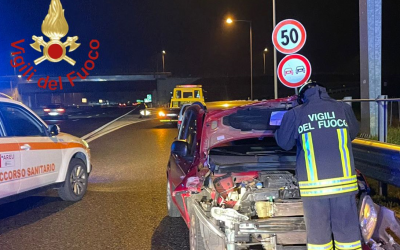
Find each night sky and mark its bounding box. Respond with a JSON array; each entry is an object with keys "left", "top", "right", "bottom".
[{"left": 0, "top": 0, "right": 399, "bottom": 78}]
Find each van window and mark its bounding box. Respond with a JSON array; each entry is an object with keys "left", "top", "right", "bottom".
[
  {"left": 176, "top": 90, "right": 181, "bottom": 99},
  {"left": 183, "top": 92, "right": 192, "bottom": 98},
  {"left": 194, "top": 90, "right": 200, "bottom": 98}
]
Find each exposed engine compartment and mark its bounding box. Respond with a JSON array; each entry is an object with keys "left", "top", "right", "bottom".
[
  {"left": 194, "top": 170, "right": 306, "bottom": 250},
  {"left": 190, "top": 168, "right": 400, "bottom": 250},
  {"left": 204, "top": 171, "right": 302, "bottom": 217}
]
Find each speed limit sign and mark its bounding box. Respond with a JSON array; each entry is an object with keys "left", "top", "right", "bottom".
[{"left": 272, "top": 19, "right": 307, "bottom": 54}]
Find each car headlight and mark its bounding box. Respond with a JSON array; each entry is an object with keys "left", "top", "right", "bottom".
[
  {"left": 359, "top": 194, "right": 378, "bottom": 242},
  {"left": 158, "top": 111, "right": 166, "bottom": 117},
  {"left": 140, "top": 110, "right": 145, "bottom": 116}
]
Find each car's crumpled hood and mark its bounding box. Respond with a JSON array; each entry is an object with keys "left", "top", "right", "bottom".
[{"left": 200, "top": 96, "right": 296, "bottom": 156}]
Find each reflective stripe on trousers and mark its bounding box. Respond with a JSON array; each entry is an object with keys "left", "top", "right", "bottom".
[
  {"left": 334, "top": 240, "right": 362, "bottom": 249},
  {"left": 307, "top": 241, "right": 333, "bottom": 250}
]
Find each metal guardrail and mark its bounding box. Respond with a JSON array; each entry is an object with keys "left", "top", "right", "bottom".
[
  {"left": 344, "top": 96, "right": 400, "bottom": 195},
  {"left": 352, "top": 138, "right": 400, "bottom": 188}
]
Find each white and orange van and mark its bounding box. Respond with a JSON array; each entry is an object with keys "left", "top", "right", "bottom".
[{"left": 0, "top": 96, "right": 91, "bottom": 203}]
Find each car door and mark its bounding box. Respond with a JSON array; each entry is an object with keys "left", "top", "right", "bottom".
[
  {"left": 0, "top": 115, "right": 21, "bottom": 198},
  {"left": 0, "top": 104, "right": 63, "bottom": 193},
  {"left": 169, "top": 108, "right": 199, "bottom": 213},
  {"left": 170, "top": 109, "right": 198, "bottom": 187}
]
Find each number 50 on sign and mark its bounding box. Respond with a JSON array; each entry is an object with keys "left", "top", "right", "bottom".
[{"left": 272, "top": 19, "right": 307, "bottom": 55}]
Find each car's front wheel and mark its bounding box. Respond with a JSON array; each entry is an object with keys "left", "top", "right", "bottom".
[
  {"left": 58, "top": 158, "right": 88, "bottom": 201},
  {"left": 167, "top": 181, "right": 181, "bottom": 217}
]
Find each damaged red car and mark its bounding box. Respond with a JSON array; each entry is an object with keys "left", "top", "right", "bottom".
[{"left": 166, "top": 99, "right": 396, "bottom": 250}]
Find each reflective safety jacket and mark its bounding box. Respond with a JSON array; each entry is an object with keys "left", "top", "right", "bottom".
[{"left": 275, "top": 86, "right": 360, "bottom": 198}]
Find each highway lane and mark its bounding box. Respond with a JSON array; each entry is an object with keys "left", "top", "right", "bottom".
[
  {"left": 0, "top": 119, "right": 189, "bottom": 250},
  {"left": 44, "top": 106, "right": 139, "bottom": 138}
]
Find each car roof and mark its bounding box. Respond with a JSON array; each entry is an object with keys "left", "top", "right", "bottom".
[{"left": 0, "top": 96, "right": 23, "bottom": 105}]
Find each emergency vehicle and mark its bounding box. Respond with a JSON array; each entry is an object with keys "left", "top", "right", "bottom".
[
  {"left": 0, "top": 96, "right": 91, "bottom": 203},
  {"left": 157, "top": 85, "right": 205, "bottom": 123}
]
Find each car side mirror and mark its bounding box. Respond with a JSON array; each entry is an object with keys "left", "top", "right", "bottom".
[
  {"left": 171, "top": 140, "right": 188, "bottom": 157},
  {"left": 49, "top": 125, "right": 60, "bottom": 136}
]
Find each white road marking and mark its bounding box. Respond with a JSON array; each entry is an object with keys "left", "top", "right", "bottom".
[
  {"left": 72, "top": 119, "right": 80, "bottom": 122},
  {"left": 81, "top": 107, "right": 140, "bottom": 140},
  {"left": 96, "top": 114, "right": 100, "bottom": 116},
  {"left": 87, "top": 116, "right": 92, "bottom": 118}
]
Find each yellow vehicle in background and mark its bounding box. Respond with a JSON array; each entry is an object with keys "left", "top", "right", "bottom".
[
  {"left": 169, "top": 85, "right": 205, "bottom": 108},
  {"left": 158, "top": 85, "right": 205, "bottom": 123}
]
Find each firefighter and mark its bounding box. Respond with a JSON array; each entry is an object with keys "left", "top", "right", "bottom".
[{"left": 275, "top": 82, "right": 362, "bottom": 250}]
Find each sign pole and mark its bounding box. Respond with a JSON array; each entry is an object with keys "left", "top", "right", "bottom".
[
  {"left": 273, "top": 0, "right": 278, "bottom": 99},
  {"left": 250, "top": 22, "right": 253, "bottom": 100}
]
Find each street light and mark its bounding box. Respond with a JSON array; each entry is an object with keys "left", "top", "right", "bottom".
[
  {"left": 226, "top": 17, "right": 253, "bottom": 100},
  {"left": 263, "top": 48, "right": 268, "bottom": 74},
  {"left": 162, "top": 50, "right": 166, "bottom": 72}
]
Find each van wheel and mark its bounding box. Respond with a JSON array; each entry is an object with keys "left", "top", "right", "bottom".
[
  {"left": 167, "top": 181, "right": 181, "bottom": 217},
  {"left": 58, "top": 159, "right": 88, "bottom": 201}
]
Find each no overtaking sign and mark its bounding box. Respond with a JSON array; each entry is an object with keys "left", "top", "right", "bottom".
[{"left": 277, "top": 54, "right": 311, "bottom": 88}]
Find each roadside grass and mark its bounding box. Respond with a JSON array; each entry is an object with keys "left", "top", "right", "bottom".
[
  {"left": 367, "top": 178, "right": 400, "bottom": 216},
  {"left": 387, "top": 127, "right": 400, "bottom": 145},
  {"left": 365, "top": 126, "right": 400, "bottom": 217}
]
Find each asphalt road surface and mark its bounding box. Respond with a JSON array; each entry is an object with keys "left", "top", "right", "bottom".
[{"left": 0, "top": 119, "right": 189, "bottom": 250}]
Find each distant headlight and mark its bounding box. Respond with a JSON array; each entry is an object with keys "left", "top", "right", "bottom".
[
  {"left": 359, "top": 194, "right": 378, "bottom": 242},
  {"left": 140, "top": 110, "right": 151, "bottom": 116}
]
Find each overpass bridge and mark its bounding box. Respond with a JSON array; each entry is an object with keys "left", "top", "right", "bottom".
[{"left": 0, "top": 74, "right": 198, "bottom": 108}]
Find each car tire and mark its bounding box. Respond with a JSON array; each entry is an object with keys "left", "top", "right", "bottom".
[
  {"left": 58, "top": 158, "right": 88, "bottom": 202},
  {"left": 190, "top": 212, "right": 206, "bottom": 250},
  {"left": 167, "top": 181, "right": 181, "bottom": 217}
]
